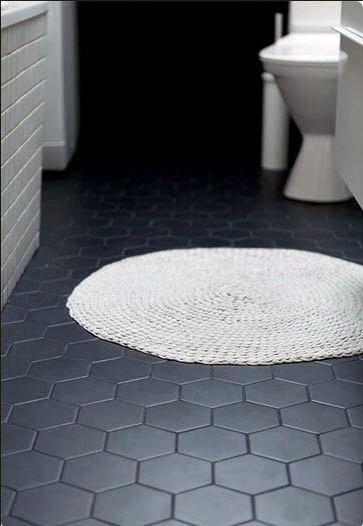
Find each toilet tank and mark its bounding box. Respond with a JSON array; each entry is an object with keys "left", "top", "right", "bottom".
[{"left": 289, "top": 1, "right": 342, "bottom": 33}]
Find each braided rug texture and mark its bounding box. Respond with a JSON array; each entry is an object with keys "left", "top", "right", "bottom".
[{"left": 67, "top": 248, "right": 363, "bottom": 365}]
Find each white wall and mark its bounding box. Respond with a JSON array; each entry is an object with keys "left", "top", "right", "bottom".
[{"left": 43, "top": 1, "right": 79, "bottom": 170}]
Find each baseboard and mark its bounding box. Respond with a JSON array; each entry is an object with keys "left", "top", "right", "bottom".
[{"left": 42, "top": 141, "right": 76, "bottom": 171}]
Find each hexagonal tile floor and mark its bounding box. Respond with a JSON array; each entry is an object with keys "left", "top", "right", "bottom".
[{"left": 1, "top": 162, "right": 363, "bottom": 525}]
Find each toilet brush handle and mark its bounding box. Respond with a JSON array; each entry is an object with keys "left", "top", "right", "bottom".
[{"left": 274, "top": 13, "right": 283, "bottom": 42}]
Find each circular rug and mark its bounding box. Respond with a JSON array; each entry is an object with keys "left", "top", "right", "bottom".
[{"left": 67, "top": 248, "right": 363, "bottom": 365}]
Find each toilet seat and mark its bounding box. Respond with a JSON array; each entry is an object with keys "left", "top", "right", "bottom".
[{"left": 259, "top": 33, "right": 344, "bottom": 67}]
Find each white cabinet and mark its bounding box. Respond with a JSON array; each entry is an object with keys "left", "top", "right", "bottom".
[
  {"left": 1, "top": 1, "right": 48, "bottom": 308},
  {"left": 334, "top": 1, "right": 363, "bottom": 208}
]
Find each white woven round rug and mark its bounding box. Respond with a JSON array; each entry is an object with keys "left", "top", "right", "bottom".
[{"left": 67, "top": 248, "right": 363, "bottom": 365}]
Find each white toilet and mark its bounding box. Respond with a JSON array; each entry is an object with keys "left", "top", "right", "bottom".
[{"left": 259, "top": 1, "right": 352, "bottom": 203}]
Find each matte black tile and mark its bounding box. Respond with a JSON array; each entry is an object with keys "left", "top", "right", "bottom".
[
  {"left": 62, "top": 451, "right": 136, "bottom": 491},
  {"left": 91, "top": 357, "right": 150, "bottom": 383},
  {"left": 139, "top": 453, "right": 211, "bottom": 493},
  {"left": 320, "top": 427, "right": 363, "bottom": 463},
  {"left": 2, "top": 450, "right": 62, "bottom": 489},
  {"left": 29, "top": 357, "right": 90, "bottom": 382},
  {"left": 35, "top": 423, "right": 105, "bottom": 459},
  {"left": 152, "top": 361, "right": 211, "bottom": 384},
  {"left": 1, "top": 357, "right": 30, "bottom": 380},
  {"left": 290, "top": 455, "right": 363, "bottom": 496},
  {"left": 310, "top": 380, "right": 363, "bottom": 408},
  {"left": 178, "top": 426, "right": 246, "bottom": 461},
  {"left": 107, "top": 424, "right": 175, "bottom": 461},
  {"left": 1, "top": 486, "right": 15, "bottom": 517},
  {"left": 348, "top": 405, "right": 363, "bottom": 428},
  {"left": 53, "top": 255, "right": 98, "bottom": 270},
  {"left": 250, "top": 426, "right": 320, "bottom": 462},
  {"left": 13, "top": 280, "right": 39, "bottom": 294},
  {"left": 246, "top": 379, "right": 308, "bottom": 408},
  {"left": 2, "top": 321, "right": 47, "bottom": 355},
  {"left": 333, "top": 361, "right": 363, "bottom": 384},
  {"left": 1, "top": 305, "right": 27, "bottom": 324},
  {"left": 66, "top": 339, "right": 125, "bottom": 362},
  {"left": 45, "top": 323, "right": 96, "bottom": 344},
  {"left": 256, "top": 487, "right": 334, "bottom": 526},
  {"left": 12, "top": 482, "right": 93, "bottom": 525},
  {"left": 1, "top": 377, "right": 52, "bottom": 405},
  {"left": 214, "top": 402, "right": 278, "bottom": 433},
  {"left": 93, "top": 484, "right": 172, "bottom": 525},
  {"left": 124, "top": 348, "right": 166, "bottom": 363},
  {"left": 281, "top": 401, "right": 348, "bottom": 434},
  {"left": 146, "top": 401, "right": 210, "bottom": 432},
  {"left": 1, "top": 403, "right": 12, "bottom": 423},
  {"left": 117, "top": 378, "right": 178, "bottom": 407},
  {"left": 215, "top": 454, "right": 288, "bottom": 494},
  {"left": 26, "top": 306, "right": 72, "bottom": 325},
  {"left": 23, "top": 266, "right": 70, "bottom": 281},
  {"left": 214, "top": 364, "right": 272, "bottom": 384},
  {"left": 181, "top": 379, "right": 243, "bottom": 407},
  {"left": 334, "top": 489, "right": 363, "bottom": 526},
  {"left": 8, "top": 292, "right": 59, "bottom": 310},
  {"left": 10, "top": 399, "right": 77, "bottom": 430},
  {"left": 1, "top": 423, "right": 35, "bottom": 456},
  {"left": 10, "top": 338, "right": 66, "bottom": 362},
  {"left": 52, "top": 377, "right": 116, "bottom": 405},
  {"left": 78, "top": 399, "right": 143, "bottom": 431},
  {"left": 175, "top": 485, "right": 252, "bottom": 526},
  {"left": 273, "top": 362, "right": 334, "bottom": 385}
]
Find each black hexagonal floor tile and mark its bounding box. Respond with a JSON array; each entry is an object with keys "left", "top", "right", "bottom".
[
  {"left": 78, "top": 399, "right": 143, "bottom": 431},
  {"left": 178, "top": 426, "right": 246, "bottom": 461},
  {"left": 175, "top": 485, "right": 252, "bottom": 526},
  {"left": 29, "top": 356, "right": 90, "bottom": 382},
  {"left": 12, "top": 482, "right": 93, "bottom": 525},
  {"left": 62, "top": 451, "right": 136, "bottom": 491},
  {"left": 2, "top": 450, "right": 62, "bottom": 490},
  {"left": 334, "top": 489, "right": 363, "bottom": 525},
  {"left": 250, "top": 426, "right": 320, "bottom": 462},
  {"left": 320, "top": 427, "right": 363, "bottom": 463},
  {"left": 52, "top": 377, "right": 116, "bottom": 405},
  {"left": 146, "top": 401, "right": 210, "bottom": 432},
  {"left": 9, "top": 399, "right": 78, "bottom": 430},
  {"left": 290, "top": 454, "right": 363, "bottom": 496},
  {"left": 91, "top": 357, "right": 150, "bottom": 383},
  {"left": 213, "top": 365, "right": 272, "bottom": 384},
  {"left": 1, "top": 377, "right": 52, "bottom": 405},
  {"left": 245, "top": 379, "right": 308, "bottom": 408},
  {"left": 1, "top": 423, "right": 35, "bottom": 455},
  {"left": 256, "top": 486, "right": 334, "bottom": 526},
  {"left": 152, "top": 361, "right": 211, "bottom": 384},
  {"left": 107, "top": 424, "right": 176, "bottom": 460},
  {"left": 93, "top": 484, "right": 172, "bottom": 526},
  {"left": 281, "top": 401, "right": 348, "bottom": 434},
  {"left": 35, "top": 423, "right": 105, "bottom": 459},
  {"left": 139, "top": 453, "right": 211, "bottom": 493},
  {"left": 117, "top": 378, "right": 178, "bottom": 407},
  {"left": 181, "top": 379, "right": 243, "bottom": 407},
  {"left": 214, "top": 402, "right": 278, "bottom": 433},
  {"left": 66, "top": 339, "right": 125, "bottom": 362},
  {"left": 272, "top": 362, "right": 334, "bottom": 385},
  {"left": 310, "top": 380, "right": 363, "bottom": 408},
  {"left": 216, "top": 454, "right": 288, "bottom": 495}
]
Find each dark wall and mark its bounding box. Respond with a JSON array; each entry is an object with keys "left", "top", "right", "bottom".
[{"left": 78, "top": 1, "right": 289, "bottom": 166}]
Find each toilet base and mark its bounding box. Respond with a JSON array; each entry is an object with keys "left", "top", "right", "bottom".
[{"left": 284, "top": 134, "right": 352, "bottom": 203}]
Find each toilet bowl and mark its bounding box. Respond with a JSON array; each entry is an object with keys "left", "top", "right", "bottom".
[{"left": 260, "top": 32, "right": 352, "bottom": 203}]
